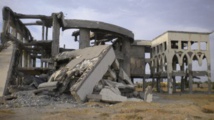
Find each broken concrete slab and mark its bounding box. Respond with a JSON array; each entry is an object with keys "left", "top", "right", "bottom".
[
  {"left": 106, "top": 68, "right": 117, "bottom": 80},
  {"left": 93, "top": 81, "right": 104, "bottom": 94},
  {"left": 70, "top": 45, "right": 116, "bottom": 101},
  {"left": 112, "top": 59, "right": 120, "bottom": 70},
  {"left": 146, "top": 94, "right": 153, "bottom": 103},
  {"left": 119, "top": 68, "right": 133, "bottom": 85},
  {"left": 0, "top": 41, "right": 15, "bottom": 96},
  {"left": 104, "top": 86, "right": 121, "bottom": 95},
  {"left": 103, "top": 80, "right": 134, "bottom": 93},
  {"left": 100, "top": 87, "right": 127, "bottom": 103},
  {"left": 38, "top": 81, "right": 59, "bottom": 89}
]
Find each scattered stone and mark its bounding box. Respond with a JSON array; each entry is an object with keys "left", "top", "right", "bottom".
[
  {"left": 100, "top": 87, "right": 127, "bottom": 103},
  {"left": 144, "top": 86, "right": 153, "bottom": 103}
]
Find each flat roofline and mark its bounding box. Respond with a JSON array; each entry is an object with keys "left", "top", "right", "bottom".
[
  {"left": 132, "top": 40, "right": 151, "bottom": 46},
  {"left": 152, "top": 30, "right": 212, "bottom": 41}
]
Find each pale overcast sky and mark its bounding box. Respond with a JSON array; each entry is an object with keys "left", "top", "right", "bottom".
[{"left": 0, "top": 0, "right": 214, "bottom": 81}]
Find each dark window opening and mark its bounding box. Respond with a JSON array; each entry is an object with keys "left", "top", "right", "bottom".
[
  {"left": 160, "top": 44, "right": 163, "bottom": 52},
  {"left": 164, "top": 42, "right": 167, "bottom": 50},
  {"left": 171, "top": 40, "right": 178, "bottom": 49},
  {"left": 157, "top": 46, "right": 159, "bottom": 53},
  {"left": 181, "top": 41, "right": 188, "bottom": 50}
]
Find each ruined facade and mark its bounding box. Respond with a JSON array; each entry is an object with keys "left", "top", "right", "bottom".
[
  {"left": 149, "top": 31, "right": 212, "bottom": 94},
  {"left": 0, "top": 7, "right": 212, "bottom": 97}
]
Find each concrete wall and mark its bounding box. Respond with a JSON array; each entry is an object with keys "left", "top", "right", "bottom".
[{"left": 130, "top": 45, "right": 145, "bottom": 77}]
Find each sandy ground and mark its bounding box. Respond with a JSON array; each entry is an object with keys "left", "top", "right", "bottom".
[{"left": 0, "top": 93, "right": 214, "bottom": 120}]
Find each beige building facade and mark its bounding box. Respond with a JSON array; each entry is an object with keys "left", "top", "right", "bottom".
[{"left": 150, "top": 31, "right": 212, "bottom": 94}]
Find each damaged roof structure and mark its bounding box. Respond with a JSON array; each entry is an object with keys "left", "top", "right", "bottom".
[{"left": 0, "top": 7, "right": 212, "bottom": 104}]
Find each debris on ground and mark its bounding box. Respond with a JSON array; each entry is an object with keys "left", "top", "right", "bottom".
[{"left": 1, "top": 45, "right": 148, "bottom": 108}]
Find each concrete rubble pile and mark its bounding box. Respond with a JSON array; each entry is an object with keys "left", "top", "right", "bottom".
[
  {"left": 39, "top": 45, "right": 144, "bottom": 103},
  {"left": 1, "top": 45, "right": 152, "bottom": 106}
]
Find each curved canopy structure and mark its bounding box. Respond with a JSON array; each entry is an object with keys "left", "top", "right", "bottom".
[{"left": 62, "top": 19, "right": 134, "bottom": 41}]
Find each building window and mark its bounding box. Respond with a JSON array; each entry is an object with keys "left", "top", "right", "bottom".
[
  {"left": 153, "top": 47, "right": 156, "bottom": 55},
  {"left": 160, "top": 44, "right": 163, "bottom": 52},
  {"left": 191, "top": 41, "right": 199, "bottom": 50},
  {"left": 200, "top": 42, "right": 207, "bottom": 50},
  {"left": 157, "top": 46, "right": 159, "bottom": 53},
  {"left": 181, "top": 41, "right": 188, "bottom": 50},
  {"left": 164, "top": 42, "right": 167, "bottom": 50},
  {"left": 145, "top": 53, "right": 151, "bottom": 58},
  {"left": 171, "top": 40, "right": 179, "bottom": 49}
]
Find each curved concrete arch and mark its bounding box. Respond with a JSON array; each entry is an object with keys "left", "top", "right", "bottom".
[
  {"left": 156, "top": 57, "right": 160, "bottom": 72},
  {"left": 62, "top": 19, "right": 134, "bottom": 41},
  {"left": 190, "top": 52, "right": 199, "bottom": 61},
  {"left": 175, "top": 54, "right": 183, "bottom": 66},
  {"left": 159, "top": 56, "right": 163, "bottom": 71},
  {"left": 201, "top": 53, "right": 209, "bottom": 63},
  {"left": 157, "top": 54, "right": 162, "bottom": 65},
  {"left": 161, "top": 53, "right": 167, "bottom": 71},
  {"left": 181, "top": 52, "right": 190, "bottom": 64},
  {"left": 172, "top": 54, "right": 179, "bottom": 70},
  {"left": 191, "top": 54, "right": 201, "bottom": 66},
  {"left": 172, "top": 54, "right": 179, "bottom": 62}
]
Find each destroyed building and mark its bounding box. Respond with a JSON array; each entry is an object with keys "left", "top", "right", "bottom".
[{"left": 0, "top": 7, "right": 212, "bottom": 102}]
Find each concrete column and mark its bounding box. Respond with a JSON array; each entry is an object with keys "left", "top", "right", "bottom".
[
  {"left": 44, "top": 26, "right": 48, "bottom": 68},
  {"left": 172, "top": 62, "right": 176, "bottom": 92},
  {"left": 42, "top": 24, "right": 45, "bottom": 40},
  {"left": 22, "top": 51, "right": 25, "bottom": 67},
  {"left": 143, "top": 77, "right": 146, "bottom": 92},
  {"left": 198, "top": 41, "right": 200, "bottom": 50},
  {"left": 152, "top": 78, "right": 155, "bottom": 88},
  {"left": 207, "top": 71, "right": 211, "bottom": 94},
  {"left": 188, "top": 63, "right": 193, "bottom": 93},
  {"left": 18, "top": 38, "right": 23, "bottom": 67},
  {"left": 2, "top": 20, "right": 7, "bottom": 33},
  {"left": 156, "top": 78, "right": 161, "bottom": 92},
  {"left": 51, "top": 14, "right": 60, "bottom": 57},
  {"left": 41, "top": 59, "right": 43, "bottom": 68},
  {"left": 207, "top": 63, "right": 211, "bottom": 94},
  {"left": 46, "top": 27, "right": 48, "bottom": 40},
  {"left": 167, "top": 62, "right": 173, "bottom": 94},
  {"left": 27, "top": 54, "right": 31, "bottom": 67},
  {"left": 79, "top": 29, "right": 90, "bottom": 49},
  {"left": 206, "top": 41, "right": 212, "bottom": 93},
  {"left": 173, "top": 77, "right": 176, "bottom": 93},
  {"left": 21, "top": 38, "right": 27, "bottom": 68},
  {"left": 2, "top": 15, "right": 10, "bottom": 43},
  {"left": 188, "top": 41, "right": 191, "bottom": 50},
  {"left": 32, "top": 58, "right": 36, "bottom": 67},
  {"left": 18, "top": 53, "right": 22, "bottom": 67},
  {"left": 122, "top": 39, "right": 131, "bottom": 76},
  {"left": 21, "top": 50, "right": 28, "bottom": 67},
  {"left": 178, "top": 41, "right": 181, "bottom": 50},
  {"left": 180, "top": 65, "right": 185, "bottom": 92}
]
